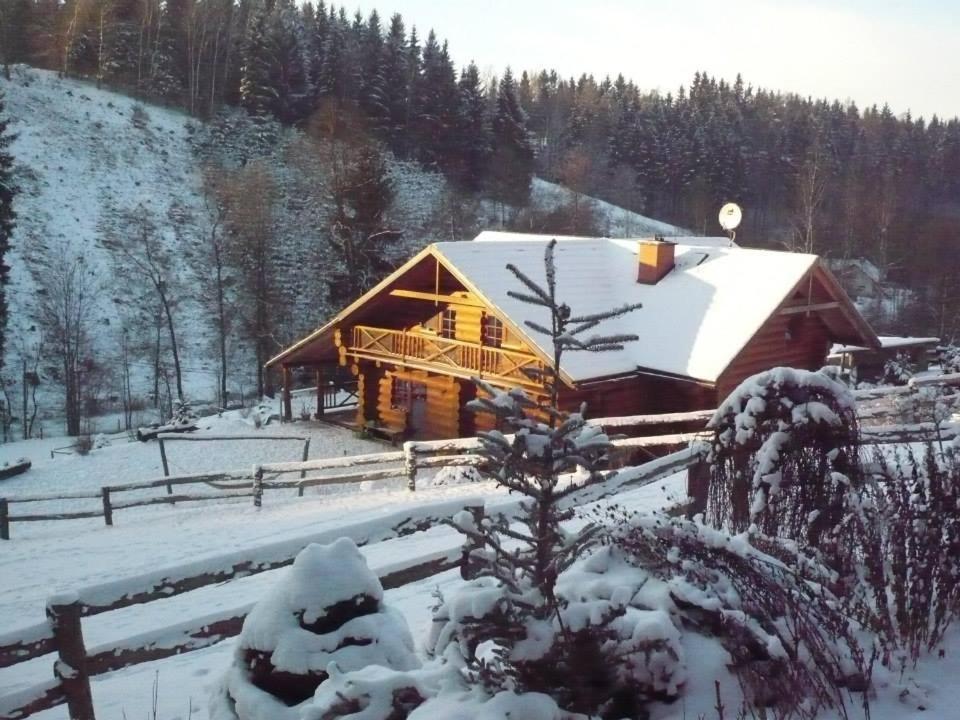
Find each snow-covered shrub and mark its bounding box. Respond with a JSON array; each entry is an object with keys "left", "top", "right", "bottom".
[
  {"left": 939, "top": 344, "right": 960, "bottom": 374},
  {"left": 212, "top": 538, "right": 419, "bottom": 720},
  {"left": 892, "top": 384, "right": 959, "bottom": 426},
  {"left": 169, "top": 398, "right": 197, "bottom": 428},
  {"left": 430, "top": 464, "right": 484, "bottom": 486},
  {"left": 613, "top": 512, "right": 870, "bottom": 719},
  {"left": 705, "top": 367, "right": 861, "bottom": 561},
  {"left": 882, "top": 351, "right": 915, "bottom": 385},
  {"left": 74, "top": 434, "right": 94, "bottom": 455},
  {"left": 840, "top": 444, "right": 960, "bottom": 668},
  {"left": 428, "top": 240, "right": 648, "bottom": 718}
]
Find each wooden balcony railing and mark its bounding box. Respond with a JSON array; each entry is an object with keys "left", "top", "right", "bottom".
[{"left": 349, "top": 325, "right": 546, "bottom": 388}]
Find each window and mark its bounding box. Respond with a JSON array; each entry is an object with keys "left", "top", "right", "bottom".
[
  {"left": 440, "top": 308, "right": 457, "bottom": 339},
  {"left": 391, "top": 378, "right": 412, "bottom": 410},
  {"left": 482, "top": 314, "right": 504, "bottom": 348}
]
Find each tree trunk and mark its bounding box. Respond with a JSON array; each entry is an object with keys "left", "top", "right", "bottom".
[{"left": 158, "top": 286, "right": 184, "bottom": 400}]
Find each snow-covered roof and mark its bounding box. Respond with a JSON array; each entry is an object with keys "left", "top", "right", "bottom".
[
  {"left": 827, "top": 258, "right": 881, "bottom": 283},
  {"left": 830, "top": 335, "right": 940, "bottom": 355},
  {"left": 435, "top": 232, "right": 821, "bottom": 383}
]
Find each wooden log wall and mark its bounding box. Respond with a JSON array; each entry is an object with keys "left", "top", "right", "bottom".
[
  {"left": 718, "top": 312, "right": 830, "bottom": 399},
  {"left": 375, "top": 369, "right": 462, "bottom": 439}
]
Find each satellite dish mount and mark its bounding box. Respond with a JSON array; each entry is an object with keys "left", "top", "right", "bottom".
[{"left": 718, "top": 202, "right": 742, "bottom": 245}]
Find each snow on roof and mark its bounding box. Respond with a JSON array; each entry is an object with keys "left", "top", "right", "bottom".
[
  {"left": 828, "top": 258, "right": 881, "bottom": 283},
  {"left": 436, "top": 232, "right": 818, "bottom": 383},
  {"left": 830, "top": 335, "right": 940, "bottom": 355}
]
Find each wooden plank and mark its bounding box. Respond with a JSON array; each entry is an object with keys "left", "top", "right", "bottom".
[
  {"left": 47, "top": 595, "right": 94, "bottom": 720},
  {"left": 260, "top": 451, "right": 404, "bottom": 475},
  {"left": 588, "top": 409, "right": 715, "bottom": 428},
  {"left": 111, "top": 492, "right": 254, "bottom": 511},
  {"left": 779, "top": 301, "right": 840, "bottom": 315},
  {"left": 9, "top": 509, "right": 105, "bottom": 522},
  {"left": 611, "top": 432, "right": 711, "bottom": 449},
  {"left": 157, "top": 434, "right": 307, "bottom": 442},
  {"left": 73, "top": 497, "right": 482, "bottom": 616},
  {"left": 85, "top": 607, "right": 251, "bottom": 677},
  {"left": 389, "top": 288, "right": 485, "bottom": 307},
  {"left": 414, "top": 454, "right": 486, "bottom": 469},
  {"left": 6, "top": 490, "right": 104, "bottom": 503},
  {"left": 0, "top": 621, "right": 55, "bottom": 668},
  {"left": 0, "top": 678, "right": 66, "bottom": 719},
  {"left": 105, "top": 472, "right": 242, "bottom": 492}
]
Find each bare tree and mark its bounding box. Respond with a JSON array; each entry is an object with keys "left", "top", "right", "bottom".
[
  {"left": 101, "top": 204, "right": 186, "bottom": 401},
  {"left": 199, "top": 166, "right": 233, "bottom": 407},
  {"left": 38, "top": 249, "right": 97, "bottom": 436},
  {"left": 791, "top": 140, "right": 829, "bottom": 254},
  {"left": 216, "top": 160, "right": 277, "bottom": 398}
]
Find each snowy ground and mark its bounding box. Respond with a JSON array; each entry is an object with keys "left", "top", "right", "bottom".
[{"left": 0, "top": 410, "right": 688, "bottom": 719}]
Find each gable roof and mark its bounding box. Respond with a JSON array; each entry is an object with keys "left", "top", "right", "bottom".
[
  {"left": 435, "top": 232, "right": 877, "bottom": 383},
  {"left": 267, "top": 232, "right": 879, "bottom": 385}
]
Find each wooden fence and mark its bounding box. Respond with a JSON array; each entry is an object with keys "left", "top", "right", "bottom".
[
  {"left": 156, "top": 433, "right": 311, "bottom": 478},
  {"left": 0, "top": 410, "right": 709, "bottom": 539}
]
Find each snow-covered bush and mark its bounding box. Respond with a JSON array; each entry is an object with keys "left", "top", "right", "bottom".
[
  {"left": 939, "top": 344, "right": 960, "bottom": 374},
  {"left": 841, "top": 444, "right": 960, "bottom": 667},
  {"left": 429, "top": 464, "right": 484, "bottom": 486},
  {"left": 74, "top": 434, "right": 94, "bottom": 455},
  {"left": 705, "top": 367, "right": 861, "bottom": 561},
  {"left": 212, "top": 538, "right": 419, "bottom": 720},
  {"left": 882, "top": 351, "right": 915, "bottom": 385},
  {"left": 613, "top": 512, "right": 871, "bottom": 719},
  {"left": 170, "top": 398, "right": 197, "bottom": 427}
]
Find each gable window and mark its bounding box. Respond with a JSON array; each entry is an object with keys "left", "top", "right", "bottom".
[
  {"left": 391, "top": 378, "right": 412, "bottom": 410},
  {"left": 482, "top": 314, "right": 504, "bottom": 348},
  {"left": 440, "top": 308, "right": 457, "bottom": 339}
]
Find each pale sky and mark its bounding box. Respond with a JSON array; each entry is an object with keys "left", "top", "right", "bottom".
[{"left": 351, "top": 0, "right": 960, "bottom": 120}]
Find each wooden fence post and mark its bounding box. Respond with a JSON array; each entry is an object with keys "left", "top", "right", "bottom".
[
  {"left": 47, "top": 592, "right": 95, "bottom": 720},
  {"left": 686, "top": 457, "right": 711, "bottom": 520},
  {"left": 101, "top": 488, "right": 113, "bottom": 526},
  {"left": 460, "top": 504, "right": 485, "bottom": 580},
  {"left": 300, "top": 438, "right": 311, "bottom": 480},
  {"left": 403, "top": 441, "right": 417, "bottom": 491},
  {"left": 0, "top": 498, "right": 9, "bottom": 540},
  {"left": 253, "top": 466, "right": 264, "bottom": 508},
  {"left": 158, "top": 438, "right": 170, "bottom": 478}
]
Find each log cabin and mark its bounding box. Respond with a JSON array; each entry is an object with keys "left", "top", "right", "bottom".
[{"left": 266, "top": 232, "right": 879, "bottom": 439}]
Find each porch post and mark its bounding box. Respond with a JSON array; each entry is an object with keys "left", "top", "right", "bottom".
[
  {"left": 315, "top": 366, "right": 325, "bottom": 418},
  {"left": 282, "top": 365, "right": 293, "bottom": 422}
]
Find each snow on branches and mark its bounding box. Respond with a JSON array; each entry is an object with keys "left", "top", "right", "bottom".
[{"left": 705, "top": 366, "right": 861, "bottom": 554}]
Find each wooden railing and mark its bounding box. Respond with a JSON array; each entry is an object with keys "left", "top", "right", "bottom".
[{"left": 349, "top": 325, "right": 547, "bottom": 388}]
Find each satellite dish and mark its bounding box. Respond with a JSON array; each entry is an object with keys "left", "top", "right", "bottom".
[{"left": 719, "top": 202, "right": 742, "bottom": 232}]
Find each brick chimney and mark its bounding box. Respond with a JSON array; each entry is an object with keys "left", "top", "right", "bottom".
[{"left": 637, "top": 238, "right": 676, "bottom": 284}]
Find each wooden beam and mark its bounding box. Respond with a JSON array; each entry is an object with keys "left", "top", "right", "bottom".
[
  {"left": 779, "top": 301, "right": 840, "bottom": 315},
  {"left": 315, "top": 367, "right": 324, "bottom": 418},
  {"left": 389, "top": 289, "right": 485, "bottom": 307},
  {"left": 281, "top": 366, "right": 292, "bottom": 422}
]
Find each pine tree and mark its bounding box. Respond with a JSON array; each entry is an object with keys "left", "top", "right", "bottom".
[
  {"left": 452, "top": 61, "right": 491, "bottom": 191},
  {"left": 366, "top": 13, "right": 409, "bottom": 154},
  {"left": 266, "top": 0, "right": 309, "bottom": 124},
  {"left": 239, "top": 2, "right": 275, "bottom": 118},
  {"left": 431, "top": 239, "right": 643, "bottom": 714},
  {"left": 489, "top": 67, "right": 535, "bottom": 211},
  {"left": 0, "top": 89, "right": 15, "bottom": 365},
  {"left": 410, "top": 32, "right": 459, "bottom": 169}
]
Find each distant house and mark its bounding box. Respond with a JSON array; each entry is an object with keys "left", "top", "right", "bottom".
[
  {"left": 267, "top": 232, "right": 879, "bottom": 440},
  {"left": 827, "top": 258, "right": 883, "bottom": 300},
  {"left": 828, "top": 336, "right": 940, "bottom": 383}
]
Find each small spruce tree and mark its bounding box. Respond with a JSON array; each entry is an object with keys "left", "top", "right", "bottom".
[{"left": 431, "top": 239, "right": 645, "bottom": 716}]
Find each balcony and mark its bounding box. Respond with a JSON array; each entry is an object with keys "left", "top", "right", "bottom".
[{"left": 347, "top": 325, "right": 546, "bottom": 389}]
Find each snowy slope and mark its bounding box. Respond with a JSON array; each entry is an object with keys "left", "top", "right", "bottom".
[{"left": 2, "top": 65, "right": 213, "bottom": 403}]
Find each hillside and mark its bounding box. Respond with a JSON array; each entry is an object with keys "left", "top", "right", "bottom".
[{"left": 1, "top": 66, "right": 682, "bottom": 437}]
